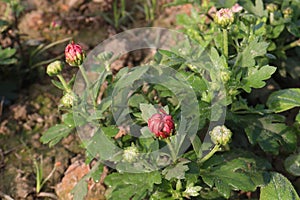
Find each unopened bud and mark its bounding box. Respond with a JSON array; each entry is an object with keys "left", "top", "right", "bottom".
[
  {"left": 46, "top": 61, "right": 63, "bottom": 76},
  {"left": 60, "top": 92, "right": 75, "bottom": 107},
  {"left": 241, "top": 14, "right": 257, "bottom": 25},
  {"left": 123, "top": 146, "right": 139, "bottom": 163},
  {"left": 266, "top": 3, "right": 278, "bottom": 12},
  {"left": 148, "top": 109, "right": 174, "bottom": 139},
  {"left": 50, "top": 20, "right": 61, "bottom": 30},
  {"left": 214, "top": 8, "right": 234, "bottom": 28},
  {"left": 231, "top": 3, "right": 243, "bottom": 13},
  {"left": 209, "top": 125, "right": 232, "bottom": 146},
  {"left": 283, "top": 7, "right": 293, "bottom": 19},
  {"left": 221, "top": 70, "right": 231, "bottom": 83},
  {"left": 65, "top": 41, "right": 85, "bottom": 67}
]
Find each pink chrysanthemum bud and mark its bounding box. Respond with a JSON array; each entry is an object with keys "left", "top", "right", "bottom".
[
  {"left": 65, "top": 41, "right": 85, "bottom": 67},
  {"left": 231, "top": 3, "right": 243, "bottom": 13},
  {"left": 214, "top": 8, "right": 234, "bottom": 28},
  {"left": 148, "top": 109, "right": 174, "bottom": 139},
  {"left": 50, "top": 20, "right": 61, "bottom": 30}
]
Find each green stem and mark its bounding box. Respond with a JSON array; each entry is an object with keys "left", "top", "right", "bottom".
[
  {"left": 223, "top": 28, "right": 229, "bottom": 62},
  {"left": 198, "top": 144, "right": 220, "bottom": 164},
  {"left": 282, "top": 39, "right": 300, "bottom": 51},
  {"left": 57, "top": 74, "right": 71, "bottom": 93},
  {"left": 79, "top": 64, "right": 90, "bottom": 90},
  {"left": 165, "top": 138, "right": 177, "bottom": 162}
]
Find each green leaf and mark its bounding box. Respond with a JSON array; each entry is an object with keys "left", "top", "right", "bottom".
[
  {"left": 72, "top": 176, "right": 88, "bottom": 200},
  {"left": 101, "top": 126, "right": 119, "bottom": 138},
  {"left": 0, "top": 47, "right": 16, "bottom": 59},
  {"left": 239, "top": 38, "right": 269, "bottom": 68},
  {"left": 267, "top": 88, "right": 300, "bottom": 113},
  {"left": 128, "top": 94, "right": 147, "bottom": 108},
  {"left": 240, "top": 0, "right": 267, "bottom": 17},
  {"left": 191, "top": 135, "right": 202, "bottom": 158},
  {"left": 51, "top": 80, "right": 65, "bottom": 90},
  {"left": 284, "top": 154, "right": 300, "bottom": 176},
  {"left": 105, "top": 171, "right": 161, "bottom": 200},
  {"left": 85, "top": 129, "right": 118, "bottom": 160},
  {"left": 162, "top": 160, "right": 190, "bottom": 180},
  {"left": 260, "top": 172, "right": 300, "bottom": 200},
  {"left": 140, "top": 103, "right": 158, "bottom": 122},
  {"left": 40, "top": 124, "right": 73, "bottom": 147},
  {"left": 242, "top": 65, "right": 276, "bottom": 93},
  {"left": 62, "top": 113, "right": 75, "bottom": 128},
  {"left": 72, "top": 161, "right": 102, "bottom": 200},
  {"left": 201, "top": 150, "right": 271, "bottom": 199},
  {"left": 236, "top": 114, "right": 298, "bottom": 154}
]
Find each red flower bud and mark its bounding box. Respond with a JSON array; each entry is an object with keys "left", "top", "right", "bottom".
[
  {"left": 148, "top": 109, "right": 174, "bottom": 139},
  {"left": 65, "top": 41, "right": 85, "bottom": 67}
]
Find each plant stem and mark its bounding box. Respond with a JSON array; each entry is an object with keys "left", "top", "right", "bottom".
[
  {"left": 198, "top": 144, "right": 220, "bottom": 164},
  {"left": 79, "top": 64, "right": 90, "bottom": 90},
  {"left": 282, "top": 39, "right": 300, "bottom": 51},
  {"left": 57, "top": 74, "right": 71, "bottom": 93},
  {"left": 165, "top": 138, "right": 177, "bottom": 162},
  {"left": 223, "top": 28, "right": 229, "bottom": 62}
]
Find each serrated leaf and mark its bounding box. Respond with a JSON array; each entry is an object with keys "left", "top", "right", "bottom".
[
  {"left": 105, "top": 171, "right": 161, "bottom": 200},
  {"left": 240, "top": 0, "right": 267, "bottom": 17},
  {"left": 239, "top": 38, "right": 269, "bottom": 68},
  {"left": 267, "top": 88, "right": 300, "bottom": 113},
  {"left": 201, "top": 150, "right": 271, "bottom": 199},
  {"left": 260, "top": 172, "right": 300, "bottom": 200},
  {"left": 162, "top": 160, "right": 190, "bottom": 180},
  {"left": 40, "top": 124, "right": 73, "bottom": 147},
  {"left": 242, "top": 65, "right": 276, "bottom": 93},
  {"left": 284, "top": 154, "right": 300, "bottom": 176}
]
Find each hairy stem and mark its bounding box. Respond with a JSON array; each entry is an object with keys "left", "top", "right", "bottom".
[
  {"left": 198, "top": 144, "right": 221, "bottom": 164},
  {"left": 57, "top": 74, "right": 71, "bottom": 93},
  {"left": 223, "top": 28, "right": 229, "bottom": 62},
  {"left": 165, "top": 138, "right": 177, "bottom": 162}
]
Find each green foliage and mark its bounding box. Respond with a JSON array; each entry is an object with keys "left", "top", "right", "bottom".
[
  {"left": 0, "top": 47, "right": 17, "bottom": 65},
  {"left": 284, "top": 154, "right": 300, "bottom": 176},
  {"left": 267, "top": 88, "right": 300, "bottom": 113},
  {"left": 260, "top": 172, "right": 300, "bottom": 200},
  {"left": 241, "top": 65, "right": 276, "bottom": 93},
  {"left": 200, "top": 151, "right": 271, "bottom": 198},
  {"left": 40, "top": 124, "right": 73, "bottom": 147},
  {"left": 42, "top": 0, "right": 300, "bottom": 199},
  {"left": 105, "top": 171, "right": 161, "bottom": 200}
]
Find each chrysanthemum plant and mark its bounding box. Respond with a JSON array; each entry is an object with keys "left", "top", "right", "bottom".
[{"left": 41, "top": 1, "right": 300, "bottom": 199}]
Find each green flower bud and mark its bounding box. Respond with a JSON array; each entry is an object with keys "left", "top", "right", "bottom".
[
  {"left": 283, "top": 7, "right": 293, "bottom": 19},
  {"left": 266, "top": 3, "right": 278, "bottom": 12},
  {"left": 123, "top": 146, "right": 139, "bottom": 163},
  {"left": 241, "top": 14, "right": 257, "bottom": 25},
  {"left": 60, "top": 92, "right": 75, "bottom": 107},
  {"left": 221, "top": 70, "right": 231, "bottom": 83},
  {"left": 46, "top": 61, "right": 64, "bottom": 76},
  {"left": 209, "top": 125, "right": 232, "bottom": 146},
  {"left": 214, "top": 8, "right": 234, "bottom": 28}
]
